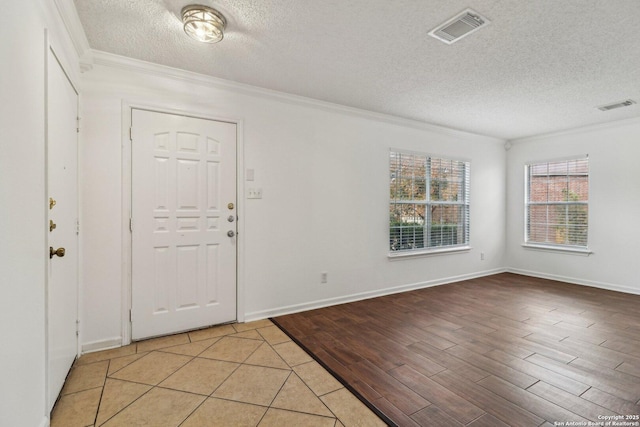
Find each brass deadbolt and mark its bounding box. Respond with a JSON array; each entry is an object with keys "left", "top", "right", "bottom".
[
  {"left": 227, "top": 202, "right": 234, "bottom": 210},
  {"left": 50, "top": 247, "right": 65, "bottom": 259}
]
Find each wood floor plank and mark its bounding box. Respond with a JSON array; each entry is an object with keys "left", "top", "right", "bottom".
[
  {"left": 484, "top": 330, "right": 577, "bottom": 364},
  {"left": 335, "top": 331, "right": 402, "bottom": 372},
  {"left": 608, "top": 313, "right": 640, "bottom": 329},
  {"left": 530, "top": 311, "right": 596, "bottom": 328},
  {"left": 580, "top": 387, "right": 640, "bottom": 415},
  {"left": 406, "top": 329, "right": 457, "bottom": 351},
  {"left": 393, "top": 350, "right": 447, "bottom": 378},
  {"left": 466, "top": 413, "right": 512, "bottom": 427},
  {"left": 430, "top": 311, "right": 499, "bottom": 335},
  {"left": 422, "top": 325, "right": 495, "bottom": 354},
  {"left": 445, "top": 345, "right": 538, "bottom": 389},
  {"left": 388, "top": 364, "right": 485, "bottom": 424},
  {"left": 276, "top": 312, "right": 321, "bottom": 334},
  {"left": 311, "top": 349, "right": 382, "bottom": 403},
  {"left": 304, "top": 331, "right": 364, "bottom": 366},
  {"left": 549, "top": 321, "right": 608, "bottom": 345},
  {"left": 272, "top": 273, "right": 640, "bottom": 427},
  {"left": 459, "top": 317, "right": 539, "bottom": 343},
  {"left": 526, "top": 354, "right": 640, "bottom": 402},
  {"left": 526, "top": 333, "right": 638, "bottom": 370},
  {"left": 410, "top": 405, "right": 464, "bottom": 427},
  {"left": 600, "top": 337, "right": 640, "bottom": 356},
  {"left": 569, "top": 357, "right": 640, "bottom": 388},
  {"left": 354, "top": 328, "right": 447, "bottom": 377},
  {"left": 371, "top": 397, "right": 422, "bottom": 427},
  {"left": 407, "top": 341, "right": 490, "bottom": 382},
  {"left": 484, "top": 349, "right": 589, "bottom": 396},
  {"left": 478, "top": 375, "right": 590, "bottom": 424},
  {"left": 348, "top": 359, "right": 430, "bottom": 415},
  {"left": 563, "top": 336, "right": 640, "bottom": 367},
  {"left": 616, "top": 362, "right": 640, "bottom": 379},
  {"left": 363, "top": 317, "right": 424, "bottom": 347},
  {"left": 527, "top": 381, "right": 617, "bottom": 422},
  {"left": 431, "top": 370, "right": 545, "bottom": 427}
]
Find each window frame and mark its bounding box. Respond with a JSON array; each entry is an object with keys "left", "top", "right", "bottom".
[
  {"left": 523, "top": 156, "right": 591, "bottom": 255},
  {"left": 388, "top": 149, "right": 471, "bottom": 258}
]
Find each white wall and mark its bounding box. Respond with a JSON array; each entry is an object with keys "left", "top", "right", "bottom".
[
  {"left": 0, "top": 1, "right": 80, "bottom": 426},
  {"left": 79, "top": 60, "right": 507, "bottom": 349},
  {"left": 506, "top": 118, "right": 640, "bottom": 294}
]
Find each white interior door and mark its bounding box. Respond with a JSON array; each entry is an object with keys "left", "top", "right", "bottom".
[
  {"left": 131, "top": 109, "right": 237, "bottom": 340},
  {"left": 47, "top": 48, "right": 79, "bottom": 411}
]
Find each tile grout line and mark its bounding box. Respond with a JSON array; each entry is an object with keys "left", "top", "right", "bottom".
[
  {"left": 289, "top": 361, "right": 343, "bottom": 417},
  {"left": 102, "top": 336, "right": 212, "bottom": 425},
  {"left": 94, "top": 376, "right": 155, "bottom": 426},
  {"left": 270, "top": 317, "right": 395, "bottom": 427},
  {"left": 55, "top": 320, "right": 382, "bottom": 426},
  {"left": 91, "top": 359, "right": 111, "bottom": 426}
]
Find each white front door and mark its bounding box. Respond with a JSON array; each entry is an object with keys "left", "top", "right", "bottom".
[
  {"left": 131, "top": 109, "right": 237, "bottom": 340},
  {"left": 47, "top": 48, "right": 79, "bottom": 411}
]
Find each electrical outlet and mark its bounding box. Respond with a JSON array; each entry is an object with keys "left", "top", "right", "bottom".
[{"left": 321, "top": 272, "right": 327, "bottom": 283}]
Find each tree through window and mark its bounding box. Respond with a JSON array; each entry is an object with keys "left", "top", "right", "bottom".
[{"left": 389, "top": 151, "right": 470, "bottom": 253}]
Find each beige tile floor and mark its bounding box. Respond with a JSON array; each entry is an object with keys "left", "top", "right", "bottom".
[{"left": 51, "top": 319, "right": 386, "bottom": 427}]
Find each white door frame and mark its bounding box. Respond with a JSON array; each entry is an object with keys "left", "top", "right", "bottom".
[
  {"left": 121, "top": 101, "right": 245, "bottom": 345},
  {"left": 44, "top": 30, "right": 81, "bottom": 412}
]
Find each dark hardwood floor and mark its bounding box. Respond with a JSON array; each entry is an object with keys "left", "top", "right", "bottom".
[{"left": 272, "top": 273, "right": 640, "bottom": 427}]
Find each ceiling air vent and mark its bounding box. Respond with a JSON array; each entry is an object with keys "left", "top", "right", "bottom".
[
  {"left": 597, "top": 99, "right": 636, "bottom": 111},
  {"left": 428, "top": 9, "right": 490, "bottom": 44}
]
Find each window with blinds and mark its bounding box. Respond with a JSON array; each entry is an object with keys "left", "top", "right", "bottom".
[
  {"left": 389, "top": 151, "right": 470, "bottom": 253},
  {"left": 525, "top": 157, "right": 589, "bottom": 248}
]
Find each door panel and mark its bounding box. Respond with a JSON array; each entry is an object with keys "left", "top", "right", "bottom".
[
  {"left": 47, "top": 49, "right": 79, "bottom": 411},
  {"left": 131, "top": 110, "right": 237, "bottom": 340}
]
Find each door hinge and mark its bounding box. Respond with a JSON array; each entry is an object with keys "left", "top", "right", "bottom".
[
  {"left": 129, "top": 127, "right": 132, "bottom": 141},
  {"left": 76, "top": 116, "right": 80, "bottom": 133},
  {"left": 75, "top": 319, "right": 80, "bottom": 337},
  {"left": 76, "top": 218, "right": 80, "bottom": 235},
  {"left": 129, "top": 217, "right": 133, "bottom": 232},
  {"left": 129, "top": 310, "right": 132, "bottom": 323}
]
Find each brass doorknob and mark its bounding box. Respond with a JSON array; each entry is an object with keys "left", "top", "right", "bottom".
[{"left": 49, "top": 247, "right": 65, "bottom": 259}]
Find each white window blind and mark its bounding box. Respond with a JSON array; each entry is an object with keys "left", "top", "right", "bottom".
[
  {"left": 525, "top": 157, "right": 589, "bottom": 248},
  {"left": 389, "top": 151, "right": 470, "bottom": 253}
]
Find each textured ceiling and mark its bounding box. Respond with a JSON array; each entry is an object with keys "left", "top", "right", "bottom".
[{"left": 74, "top": 0, "right": 640, "bottom": 139}]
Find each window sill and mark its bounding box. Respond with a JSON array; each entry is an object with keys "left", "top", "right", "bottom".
[
  {"left": 521, "top": 243, "right": 593, "bottom": 256},
  {"left": 388, "top": 245, "right": 472, "bottom": 260}
]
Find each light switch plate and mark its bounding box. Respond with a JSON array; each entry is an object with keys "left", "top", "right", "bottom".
[{"left": 247, "top": 188, "right": 262, "bottom": 199}]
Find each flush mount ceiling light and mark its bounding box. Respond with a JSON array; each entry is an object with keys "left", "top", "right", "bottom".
[{"left": 181, "top": 5, "right": 226, "bottom": 43}]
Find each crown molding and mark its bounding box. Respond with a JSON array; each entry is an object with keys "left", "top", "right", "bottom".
[
  {"left": 509, "top": 115, "right": 640, "bottom": 145},
  {"left": 53, "top": 0, "right": 93, "bottom": 71},
  {"left": 89, "top": 49, "right": 503, "bottom": 144}
]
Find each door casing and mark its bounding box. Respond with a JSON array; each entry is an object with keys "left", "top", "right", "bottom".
[{"left": 121, "top": 102, "right": 245, "bottom": 345}]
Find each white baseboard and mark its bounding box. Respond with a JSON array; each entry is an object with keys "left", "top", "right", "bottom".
[
  {"left": 245, "top": 268, "right": 507, "bottom": 321},
  {"left": 507, "top": 268, "right": 640, "bottom": 296},
  {"left": 39, "top": 416, "right": 50, "bottom": 427},
  {"left": 81, "top": 337, "right": 123, "bottom": 354}
]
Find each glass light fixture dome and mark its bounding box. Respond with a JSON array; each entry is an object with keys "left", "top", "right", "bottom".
[{"left": 181, "top": 5, "right": 226, "bottom": 43}]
